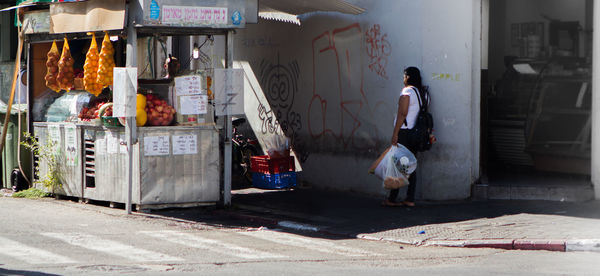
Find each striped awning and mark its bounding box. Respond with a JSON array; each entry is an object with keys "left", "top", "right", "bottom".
[{"left": 259, "top": 0, "right": 365, "bottom": 25}]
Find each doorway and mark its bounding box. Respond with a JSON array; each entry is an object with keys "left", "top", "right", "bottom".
[{"left": 482, "top": 0, "right": 594, "bottom": 200}]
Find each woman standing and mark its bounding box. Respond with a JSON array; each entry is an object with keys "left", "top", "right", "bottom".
[{"left": 383, "top": 66, "right": 427, "bottom": 207}]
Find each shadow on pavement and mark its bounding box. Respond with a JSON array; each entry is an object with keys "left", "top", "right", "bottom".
[{"left": 151, "top": 187, "right": 600, "bottom": 239}]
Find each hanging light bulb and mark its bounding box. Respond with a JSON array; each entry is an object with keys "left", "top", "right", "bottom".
[{"left": 192, "top": 43, "right": 200, "bottom": 60}]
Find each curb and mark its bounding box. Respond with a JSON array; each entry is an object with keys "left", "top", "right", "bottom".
[{"left": 218, "top": 209, "right": 600, "bottom": 253}]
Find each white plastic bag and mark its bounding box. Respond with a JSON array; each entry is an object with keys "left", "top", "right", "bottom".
[{"left": 373, "top": 144, "right": 417, "bottom": 189}]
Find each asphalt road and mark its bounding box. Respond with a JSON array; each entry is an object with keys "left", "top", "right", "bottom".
[{"left": 0, "top": 197, "right": 598, "bottom": 275}]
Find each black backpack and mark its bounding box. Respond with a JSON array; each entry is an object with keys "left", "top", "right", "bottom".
[{"left": 406, "top": 87, "right": 434, "bottom": 152}]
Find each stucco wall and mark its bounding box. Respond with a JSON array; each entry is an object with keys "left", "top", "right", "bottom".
[{"left": 233, "top": 0, "right": 480, "bottom": 200}]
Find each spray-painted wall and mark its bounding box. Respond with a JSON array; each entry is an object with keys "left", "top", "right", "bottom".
[{"left": 233, "top": 0, "right": 481, "bottom": 200}]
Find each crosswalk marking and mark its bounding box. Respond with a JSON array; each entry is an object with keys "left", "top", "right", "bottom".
[
  {"left": 240, "top": 230, "right": 381, "bottom": 257},
  {"left": 139, "top": 230, "right": 285, "bottom": 259},
  {"left": 41, "top": 233, "right": 182, "bottom": 262},
  {"left": 0, "top": 236, "right": 76, "bottom": 264}
]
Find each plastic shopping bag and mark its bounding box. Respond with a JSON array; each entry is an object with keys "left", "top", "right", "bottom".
[{"left": 370, "top": 144, "right": 417, "bottom": 189}]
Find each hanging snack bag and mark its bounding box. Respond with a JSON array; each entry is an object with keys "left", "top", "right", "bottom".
[
  {"left": 44, "top": 40, "right": 61, "bottom": 92},
  {"left": 57, "top": 37, "right": 75, "bottom": 91},
  {"left": 83, "top": 33, "right": 101, "bottom": 96},
  {"left": 96, "top": 32, "right": 115, "bottom": 88}
]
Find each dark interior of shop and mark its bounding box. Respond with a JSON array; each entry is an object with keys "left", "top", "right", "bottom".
[{"left": 484, "top": 0, "right": 593, "bottom": 188}]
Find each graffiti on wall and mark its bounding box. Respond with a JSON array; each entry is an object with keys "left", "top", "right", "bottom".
[
  {"left": 308, "top": 23, "right": 378, "bottom": 150},
  {"left": 256, "top": 55, "right": 309, "bottom": 162},
  {"left": 365, "top": 24, "right": 391, "bottom": 79}
]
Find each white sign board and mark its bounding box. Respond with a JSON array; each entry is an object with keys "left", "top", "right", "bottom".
[
  {"left": 107, "top": 132, "right": 119, "bottom": 154},
  {"left": 144, "top": 136, "right": 170, "bottom": 156},
  {"left": 214, "top": 68, "right": 244, "bottom": 116},
  {"left": 172, "top": 135, "right": 198, "bottom": 155},
  {"left": 179, "top": 95, "right": 208, "bottom": 115},
  {"left": 64, "top": 125, "right": 77, "bottom": 167},
  {"left": 162, "top": 6, "right": 228, "bottom": 25},
  {"left": 175, "top": 75, "right": 204, "bottom": 96},
  {"left": 48, "top": 125, "right": 61, "bottom": 147},
  {"left": 113, "top": 67, "right": 138, "bottom": 117}
]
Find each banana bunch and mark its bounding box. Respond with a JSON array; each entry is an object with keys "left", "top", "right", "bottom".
[
  {"left": 96, "top": 32, "right": 115, "bottom": 88},
  {"left": 83, "top": 33, "right": 101, "bottom": 96}
]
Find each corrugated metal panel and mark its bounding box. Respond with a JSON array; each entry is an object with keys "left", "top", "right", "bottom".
[
  {"left": 79, "top": 125, "right": 219, "bottom": 206},
  {"left": 259, "top": 0, "right": 365, "bottom": 15},
  {"left": 33, "top": 122, "right": 83, "bottom": 197}
]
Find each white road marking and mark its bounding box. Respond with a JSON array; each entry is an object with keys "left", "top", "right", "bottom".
[
  {"left": 139, "top": 230, "right": 285, "bottom": 259},
  {"left": 0, "top": 236, "right": 76, "bottom": 264},
  {"left": 240, "top": 230, "right": 382, "bottom": 257},
  {"left": 41, "top": 232, "right": 182, "bottom": 262}
]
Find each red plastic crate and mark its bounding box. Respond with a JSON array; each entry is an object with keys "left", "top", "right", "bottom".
[{"left": 251, "top": 155, "right": 295, "bottom": 174}]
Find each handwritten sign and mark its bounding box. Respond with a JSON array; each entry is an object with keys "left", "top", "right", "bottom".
[
  {"left": 144, "top": 136, "right": 170, "bottom": 156},
  {"left": 214, "top": 68, "right": 244, "bottom": 116},
  {"left": 48, "top": 125, "right": 61, "bottom": 147},
  {"left": 113, "top": 67, "right": 138, "bottom": 117},
  {"left": 175, "top": 75, "right": 203, "bottom": 96},
  {"left": 162, "top": 6, "right": 228, "bottom": 25},
  {"left": 64, "top": 125, "right": 77, "bottom": 167},
  {"left": 179, "top": 95, "right": 208, "bottom": 115},
  {"left": 107, "top": 132, "right": 119, "bottom": 154},
  {"left": 172, "top": 135, "right": 198, "bottom": 155}
]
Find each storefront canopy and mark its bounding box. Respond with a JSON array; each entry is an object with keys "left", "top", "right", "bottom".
[{"left": 259, "top": 0, "right": 365, "bottom": 25}]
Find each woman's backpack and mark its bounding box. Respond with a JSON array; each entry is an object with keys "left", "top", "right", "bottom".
[{"left": 408, "top": 87, "right": 434, "bottom": 152}]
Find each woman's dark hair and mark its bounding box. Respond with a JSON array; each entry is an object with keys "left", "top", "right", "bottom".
[{"left": 404, "top": 66, "right": 423, "bottom": 92}]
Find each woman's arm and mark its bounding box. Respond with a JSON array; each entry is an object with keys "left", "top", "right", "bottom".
[{"left": 391, "top": 94, "right": 410, "bottom": 145}]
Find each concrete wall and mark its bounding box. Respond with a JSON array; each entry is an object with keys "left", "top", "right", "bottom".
[{"left": 233, "top": 0, "right": 480, "bottom": 200}]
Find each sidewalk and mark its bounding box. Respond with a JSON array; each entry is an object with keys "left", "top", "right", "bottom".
[{"left": 218, "top": 187, "right": 600, "bottom": 252}]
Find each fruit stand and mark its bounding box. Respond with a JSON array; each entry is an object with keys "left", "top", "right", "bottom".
[{"left": 20, "top": 0, "right": 253, "bottom": 210}]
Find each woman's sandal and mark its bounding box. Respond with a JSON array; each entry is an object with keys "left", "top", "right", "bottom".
[
  {"left": 381, "top": 200, "right": 404, "bottom": 207},
  {"left": 402, "top": 201, "right": 415, "bottom": 207}
]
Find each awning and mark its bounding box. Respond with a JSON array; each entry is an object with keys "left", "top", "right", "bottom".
[{"left": 259, "top": 0, "right": 365, "bottom": 25}]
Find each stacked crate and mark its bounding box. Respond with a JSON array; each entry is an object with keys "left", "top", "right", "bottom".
[{"left": 250, "top": 155, "right": 296, "bottom": 189}]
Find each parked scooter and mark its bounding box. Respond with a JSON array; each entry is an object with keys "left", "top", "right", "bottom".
[{"left": 232, "top": 118, "right": 259, "bottom": 187}]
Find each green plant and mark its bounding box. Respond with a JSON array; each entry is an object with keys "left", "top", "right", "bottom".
[
  {"left": 12, "top": 188, "right": 50, "bottom": 198},
  {"left": 20, "top": 132, "right": 61, "bottom": 193}
]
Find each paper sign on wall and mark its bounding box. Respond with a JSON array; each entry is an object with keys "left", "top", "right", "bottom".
[
  {"left": 113, "top": 67, "right": 138, "bottom": 117},
  {"left": 48, "top": 125, "right": 61, "bottom": 146},
  {"left": 172, "top": 135, "right": 198, "bottom": 155},
  {"left": 144, "top": 136, "right": 170, "bottom": 156},
  {"left": 214, "top": 68, "right": 244, "bottom": 116},
  {"left": 179, "top": 95, "right": 208, "bottom": 115},
  {"left": 175, "top": 75, "right": 204, "bottom": 96},
  {"left": 64, "top": 125, "right": 77, "bottom": 167},
  {"left": 107, "top": 132, "right": 119, "bottom": 154}
]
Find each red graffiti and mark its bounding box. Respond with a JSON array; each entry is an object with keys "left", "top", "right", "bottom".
[
  {"left": 365, "top": 24, "right": 391, "bottom": 79},
  {"left": 308, "top": 23, "right": 374, "bottom": 150}
]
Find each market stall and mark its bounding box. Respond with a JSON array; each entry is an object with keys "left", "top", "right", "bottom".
[{"left": 19, "top": 0, "right": 253, "bottom": 210}]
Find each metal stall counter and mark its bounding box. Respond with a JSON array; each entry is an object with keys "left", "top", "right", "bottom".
[{"left": 81, "top": 124, "right": 220, "bottom": 210}]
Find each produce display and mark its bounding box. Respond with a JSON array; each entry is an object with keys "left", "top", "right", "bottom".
[
  {"left": 57, "top": 37, "right": 75, "bottom": 91},
  {"left": 96, "top": 32, "right": 115, "bottom": 89},
  {"left": 83, "top": 33, "right": 101, "bottom": 96},
  {"left": 78, "top": 101, "right": 107, "bottom": 121},
  {"left": 44, "top": 40, "right": 61, "bottom": 92},
  {"left": 145, "top": 94, "right": 175, "bottom": 126},
  {"left": 136, "top": 94, "right": 148, "bottom": 126}
]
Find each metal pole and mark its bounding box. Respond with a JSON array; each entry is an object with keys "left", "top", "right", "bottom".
[
  {"left": 125, "top": 9, "right": 138, "bottom": 214},
  {"left": 223, "top": 30, "right": 234, "bottom": 206}
]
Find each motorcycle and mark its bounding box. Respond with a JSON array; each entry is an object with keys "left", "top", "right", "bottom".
[{"left": 232, "top": 118, "right": 259, "bottom": 187}]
